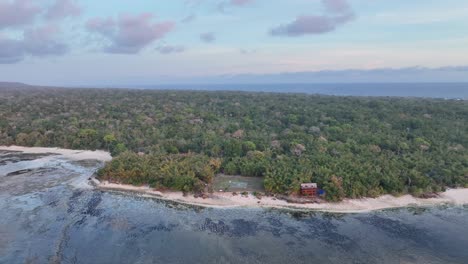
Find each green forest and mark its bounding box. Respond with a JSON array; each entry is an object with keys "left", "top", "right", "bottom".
[{"left": 1, "top": 87, "right": 467, "bottom": 201}]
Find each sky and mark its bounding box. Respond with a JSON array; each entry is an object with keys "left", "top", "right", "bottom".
[{"left": 0, "top": 0, "right": 468, "bottom": 86}]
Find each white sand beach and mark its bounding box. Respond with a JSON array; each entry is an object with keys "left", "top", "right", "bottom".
[
  {"left": 95, "top": 180, "right": 468, "bottom": 213},
  {"left": 0, "top": 145, "right": 112, "bottom": 162},
  {"left": 2, "top": 145, "right": 467, "bottom": 213}
]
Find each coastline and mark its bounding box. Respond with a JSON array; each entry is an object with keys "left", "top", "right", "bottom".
[
  {"left": 2, "top": 145, "right": 467, "bottom": 213},
  {"left": 94, "top": 178, "right": 468, "bottom": 213},
  {"left": 0, "top": 145, "right": 112, "bottom": 162}
]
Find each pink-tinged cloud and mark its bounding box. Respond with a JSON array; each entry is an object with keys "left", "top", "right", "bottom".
[
  {"left": 87, "top": 13, "right": 175, "bottom": 54},
  {"left": 271, "top": 14, "right": 355, "bottom": 36},
  {"left": 0, "top": 24, "right": 68, "bottom": 63},
  {"left": 86, "top": 17, "right": 115, "bottom": 36},
  {"left": 0, "top": 0, "right": 41, "bottom": 29},
  {"left": 200, "top": 32, "right": 215, "bottom": 43},
  {"left": 156, "top": 45, "right": 185, "bottom": 54},
  {"left": 322, "top": 0, "right": 351, "bottom": 14},
  {"left": 218, "top": 0, "right": 254, "bottom": 12},
  {"left": 22, "top": 24, "right": 68, "bottom": 56},
  {"left": 230, "top": 0, "right": 254, "bottom": 6},
  {"left": 270, "top": 0, "right": 355, "bottom": 37},
  {"left": 45, "top": 0, "right": 82, "bottom": 21},
  {"left": 271, "top": 15, "right": 336, "bottom": 36}
]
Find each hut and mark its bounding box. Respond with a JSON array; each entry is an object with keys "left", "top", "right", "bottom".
[{"left": 301, "top": 183, "right": 318, "bottom": 196}]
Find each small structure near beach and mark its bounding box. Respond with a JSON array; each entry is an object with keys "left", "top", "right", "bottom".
[
  {"left": 301, "top": 183, "right": 318, "bottom": 197},
  {"left": 213, "top": 174, "right": 265, "bottom": 192}
]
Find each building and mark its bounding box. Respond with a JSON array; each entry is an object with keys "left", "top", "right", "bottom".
[{"left": 301, "top": 183, "right": 318, "bottom": 196}]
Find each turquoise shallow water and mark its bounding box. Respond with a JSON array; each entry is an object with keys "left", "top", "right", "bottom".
[{"left": 1, "top": 150, "right": 468, "bottom": 264}]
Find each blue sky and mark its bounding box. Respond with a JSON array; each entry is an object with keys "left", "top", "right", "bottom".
[{"left": 1, "top": 0, "right": 468, "bottom": 86}]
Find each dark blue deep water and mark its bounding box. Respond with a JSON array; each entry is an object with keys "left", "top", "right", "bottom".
[
  {"left": 1, "top": 151, "right": 468, "bottom": 264},
  {"left": 143, "top": 83, "right": 468, "bottom": 99}
]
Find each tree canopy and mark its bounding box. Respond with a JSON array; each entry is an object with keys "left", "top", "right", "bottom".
[{"left": 1, "top": 87, "right": 467, "bottom": 200}]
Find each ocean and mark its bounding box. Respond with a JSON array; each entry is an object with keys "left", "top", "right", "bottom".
[
  {"left": 1, "top": 149, "right": 468, "bottom": 264},
  {"left": 136, "top": 83, "right": 468, "bottom": 99}
]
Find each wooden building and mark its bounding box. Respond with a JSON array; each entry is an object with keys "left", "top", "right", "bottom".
[{"left": 301, "top": 183, "right": 318, "bottom": 196}]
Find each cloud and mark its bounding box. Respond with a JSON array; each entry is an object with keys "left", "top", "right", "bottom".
[
  {"left": 0, "top": 0, "right": 72, "bottom": 63},
  {"left": 22, "top": 24, "right": 68, "bottom": 56},
  {"left": 200, "top": 32, "right": 216, "bottom": 43},
  {"left": 0, "top": 36, "right": 24, "bottom": 63},
  {"left": 86, "top": 17, "right": 115, "bottom": 36},
  {"left": 156, "top": 45, "right": 185, "bottom": 54},
  {"left": 229, "top": 0, "right": 254, "bottom": 6},
  {"left": 181, "top": 14, "right": 196, "bottom": 23},
  {"left": 240, "top": 48, "right": 257, "bottom": 55},
  {"left": 45, "top": 0, "right": 82, "bottom": 21},
  {"left": 322, "top": 0, "right": 351, "bottom": 14},
  {"left": 0, "top": 0, "right": 41, "bottom": 29},
  {"left": 184, "top": 0, "right": 204, "bottom": 7},
  {"left": 270, "top": 14, "right": 354, "bottom": 36},
  {"left": 270, "top": 0, "right": 355, "bottom": 37},
  {"left": 86, "top": 13, "right": 175, "bottom": 54},
  {"left": 218, "top": 0, "right": 254, "bottom": 12},
  {"left": 0, "top": 24, "right": 68, "bottom": 64}
]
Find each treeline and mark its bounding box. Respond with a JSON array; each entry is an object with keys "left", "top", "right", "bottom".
[
  {"left": 0, "top": 87, "right": 467, "bottom": 200},
  {"left": 97, "top": 152, "right": 220, "bottom": 193}
]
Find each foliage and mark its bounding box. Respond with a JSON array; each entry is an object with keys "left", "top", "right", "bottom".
[
  {"left": 97, "top": 152, "right": 216, "bottom": 193},
  {"left": 1, "top": 87, "right": 467, "bottom": 200}
]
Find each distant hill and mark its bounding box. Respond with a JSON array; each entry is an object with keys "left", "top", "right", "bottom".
[{"left": 0, "top": 82, "right": 32, "bottom": 89}]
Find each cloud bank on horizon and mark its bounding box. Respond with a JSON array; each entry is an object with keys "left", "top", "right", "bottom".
[{"left": 0, "top": 0, "right": 468, "bottom": 85}]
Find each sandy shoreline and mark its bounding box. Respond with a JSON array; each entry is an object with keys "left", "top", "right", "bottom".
[
  {"left": 3, "top": 145, "right": 467, "bottom": 213},
  {"left": 0, "top": 145, "right": 112, "bottom": 162},
  {"left": 94, "top": 179, "right": 468, "bottom": 213}
]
